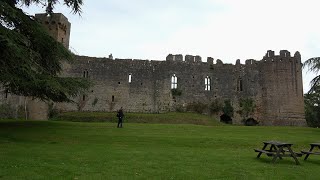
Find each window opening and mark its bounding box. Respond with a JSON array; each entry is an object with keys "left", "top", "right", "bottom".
[
  {"left": 237, "top": 78, "right": 243, "bottom": 91},
  {"left": 129, "top": 74, "right": 132, "bottom": 83},
  {"left": 83, "top": 70, "right": 89, "bottom": 78},
  {"left": 205, "top": 76, "right": 211, "bottom": 91},
  {"left": 112, "top": 95, "right": 115, "bottom": 102},
  {"left": 5, "top": 89, "right": 8, "bottom": 99},
  {"left": 171, "top": 74, "right": 178, "bottom": 89}
]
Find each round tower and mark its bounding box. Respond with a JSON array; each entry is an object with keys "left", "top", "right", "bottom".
[{"left": 258, "top": 50, "right": 305, "bottom": 126}]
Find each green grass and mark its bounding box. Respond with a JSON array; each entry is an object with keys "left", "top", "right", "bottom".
[
  {"left": 51, "top": 112, "right": 223, "bottom": 126},
  {"left": 0, "top": 120, "right": 320, "bottom": 179}
]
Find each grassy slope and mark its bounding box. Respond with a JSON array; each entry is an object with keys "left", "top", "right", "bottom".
[
  {"left": 0, "top": 120, "right": 319, "bottom": 179},
  {"left": 51, "top": 112, "right": 223, "bottom": 126}
]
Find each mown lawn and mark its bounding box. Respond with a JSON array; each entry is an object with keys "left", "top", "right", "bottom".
[{"left": 0, "top": 120, "right": 319, "bottom": 179}]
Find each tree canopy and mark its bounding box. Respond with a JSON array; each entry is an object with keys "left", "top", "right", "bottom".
[
  {"left": 304, "top": 87, "right": 320, "bottom": 127},
  {"left": 0, "top": 0, "right": 90, "bottom": 102},
  {"left": 303, "top": 57, "right": 320, "bottom": 93},
  {"left": 303, "top": 57, "right": 320, "bottom": 127}
]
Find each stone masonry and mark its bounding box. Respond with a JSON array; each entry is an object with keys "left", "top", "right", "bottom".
[{"left": 0, "top": 13, "right": 306, "bottom": 126}]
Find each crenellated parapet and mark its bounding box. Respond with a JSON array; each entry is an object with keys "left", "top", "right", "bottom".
[
  {"left": 35, "top": 13, "right": 71, "bottom": 49},
  {"left": 166, "top": 54, "right": 183, "bottom": 62},
  {"left": 262, "top": 50, "right": 301, "bottom": 63}
]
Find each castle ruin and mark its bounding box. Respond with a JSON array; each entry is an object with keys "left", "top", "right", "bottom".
[{"left": 0, "top": 13, "right": 306, "bottom": 126}]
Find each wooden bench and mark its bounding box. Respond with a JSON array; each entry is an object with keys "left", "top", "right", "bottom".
[
  {"left": 254, "top": 141, "right": 301, "bottom": 165},
  {"left": 255, "top": 149, "right": 303, "bottom": 157},
  {"left": 301, "top": 143, "right": 320, "bottom": 160},
  {"left": 301, "top": 151, "right": 320, "bottom": 155},
  {"left": 254, "top": 149, "right": 275, "bottom": 156}
]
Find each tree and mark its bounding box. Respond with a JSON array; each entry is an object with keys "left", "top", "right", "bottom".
[
  {"left": 304, "top": 87, "right": 320, "bottom": 127},
  {"left": 303, "top": 57, "right": 320, "bottom": 127},
  {"left": 0, "top": 0, "right": 90, "bottom": 102},
  {"left": 303, "top": 57, "right": 320, "bottom": 93}
]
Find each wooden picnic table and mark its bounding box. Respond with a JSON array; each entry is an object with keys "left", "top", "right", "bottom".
[
  {"left": 301, "top": 143, "right": 320, "bottom": 160},
  {"left": 254, "top": 141, "right": 302, "bottom": 165}
]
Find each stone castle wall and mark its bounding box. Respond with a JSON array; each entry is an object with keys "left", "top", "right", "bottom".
[
  {"left": 56, "top": 50, "right": 305, "bottom": 126},
  {"left": 0, "top": 13, "right": 306, "bottom": 125}
]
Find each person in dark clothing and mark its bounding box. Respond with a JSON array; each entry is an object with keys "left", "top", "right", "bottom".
[{"left": 117, "top": 107, "right": 124, "bottom": 128}]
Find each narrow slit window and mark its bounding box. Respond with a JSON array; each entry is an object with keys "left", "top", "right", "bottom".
[
  {"left": 237, "top": 78, "right": 243, "bottom": 92},
  {"left": 112, "top": 95, "right": 115, "bottom": 102},
  {"left": 129, "top": 74, "right": 132, "bottom": 83},
  {"left": 171, "top": 74, "right": 178, "bottom": 89},
  {"left": 82, "top": 95, "right": 86, "bottom": 101},
  {"left": 5, "top": 89, "right": 8, "bottom": 99},
  {"left": 205, "top": 76, "right": 211, "bottom": 91},
  {"left": 83, "top": 70, "right": 89, "bottom": 78}
]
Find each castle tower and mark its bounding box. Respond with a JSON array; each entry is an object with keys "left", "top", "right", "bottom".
[
  {"left": 35, "top": 13, "right": 71, "bottom": 49},
  {"left": 258, "top": 50, "right": 305, "bottom": 126},
  {"left": 24, "top": 13, "right": 72, "bottom": 120}
]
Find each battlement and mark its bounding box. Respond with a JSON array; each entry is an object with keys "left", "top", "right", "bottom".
[
  {"left": 263, "top": 50, "right": 301, "bottom": 63},
  {"left": 35, "top": 13, "right": 71, "bottom": 48},
  {"left": 78, "top": 50, "right": 300, "bottom": 68}
]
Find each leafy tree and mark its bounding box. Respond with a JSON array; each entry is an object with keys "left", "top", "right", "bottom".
[
  {"left": 304, "top": 87, "right": 320, "bottom": 127},
  {"left": 0, "top": 0, "right": 90, "bottom": 102},
  {"left": 303, "top": 57, "right": 320, "bottom": 93},
  {"left": 303, "top": 57, "right": 320, "bottom": 127}
]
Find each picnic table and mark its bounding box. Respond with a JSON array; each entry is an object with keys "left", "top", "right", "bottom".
[
  {"left": 301, "top": 143, "right": 320, "bottom": 160},
  {"left": 254, "top": 141, "right": 302, "bottom": 165}
]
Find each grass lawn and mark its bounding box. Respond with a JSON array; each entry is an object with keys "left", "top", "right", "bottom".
[{"left": 0, "top": 119, "right": 320, "bottom": 179}]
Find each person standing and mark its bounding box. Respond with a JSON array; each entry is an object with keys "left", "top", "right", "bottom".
[{"left": 117, "top": 107, "right": 124, "bottom": 128}]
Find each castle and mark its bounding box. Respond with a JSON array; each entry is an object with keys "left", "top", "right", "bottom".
[{"left": 0, "top": 13, "right": 306, "bottom": 126}]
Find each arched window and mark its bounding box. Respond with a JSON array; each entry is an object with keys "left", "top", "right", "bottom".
[
  {"left": 83, "top": 70, "right": 89, "bottom": 78},
  {"left": 171, "top": 74, "right": 178, "bottom": 89},
  {"left": 205, "top": 76, "right": 211, "bottom": 91}
]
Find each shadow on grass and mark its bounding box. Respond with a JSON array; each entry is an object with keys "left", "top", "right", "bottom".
[
  {"left": 303, "top": 159, "right": 320, "bottom": 165},
  {"left": 253, "top": 157, "right": 304, "bottom": 165}
]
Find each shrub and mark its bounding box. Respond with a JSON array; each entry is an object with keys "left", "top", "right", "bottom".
[
  {"left": 0, "top": 103, "right": 16, "bottom": 119},
  {"left": 186, "top": 102, "right": 208, "bottom": 114},
  {"left": 209, "top": 100, "right": 223, "bottom": 115},
  {"left": 222, "top": 99, "right": 234, "bottom": 117},
  {"left": 175, "top": 104, "right": 185, "bottom": 112}
]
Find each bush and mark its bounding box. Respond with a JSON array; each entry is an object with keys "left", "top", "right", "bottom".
[
  {"left": 209, "top": 100, "right": 223, "bottom": 115},
  {"left": 0, "top": 103, "right": 16, "bottom": 119},
  {"left": 186, "top": 102, "right": 208, "bottom": 114},
  {"left": 175, "top": 104, "right": 185, "bottom": 112},
  {"left": 222, "top": 99, "right": 234, "bottom": 117}
]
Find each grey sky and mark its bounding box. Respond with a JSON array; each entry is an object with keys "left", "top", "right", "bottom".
[{"left": 22, "top": 0, "right": 320, "bottom": 92}]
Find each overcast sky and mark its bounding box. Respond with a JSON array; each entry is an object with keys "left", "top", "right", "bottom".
[{"left": 22, "top": 0, "right": 320, "bottom": 93}]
